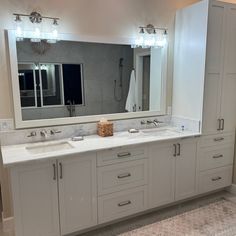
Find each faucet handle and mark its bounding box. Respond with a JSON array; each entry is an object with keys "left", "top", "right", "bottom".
[
  {"left": 154, "top": 119, "right": 164, "bottom": 123},
  {"left": 27, "top": 131, "right": 37, "bottom": 138},
  {"left": 50, "top": 129, "right": 62, "bottom": 135},
  {"left": 140, "top": 120, "right": 146, "bottom": 125}
]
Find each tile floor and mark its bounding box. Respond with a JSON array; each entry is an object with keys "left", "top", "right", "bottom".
[{"left": 0, "top": 191, "right": 234, "bottom": 236}]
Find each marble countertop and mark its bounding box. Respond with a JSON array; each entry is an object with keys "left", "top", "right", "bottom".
[{"left": 1, "top": 126, "right": 201, "bottom": 167}]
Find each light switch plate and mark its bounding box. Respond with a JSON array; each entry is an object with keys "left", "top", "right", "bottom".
[{"left": 0, "top": 119, "right": 14, "bottom": 132}]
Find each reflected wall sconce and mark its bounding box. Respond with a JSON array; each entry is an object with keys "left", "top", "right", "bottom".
[
  {"left": 13, "top": 12, "right": 60, "bottom": 43},
  {"left": 132, "top": 24, "right": 168, "bottom": 48}
]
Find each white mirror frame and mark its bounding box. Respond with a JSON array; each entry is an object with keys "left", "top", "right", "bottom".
[{"left": 7, "top": 30, "right": 167, "bottom": 129}]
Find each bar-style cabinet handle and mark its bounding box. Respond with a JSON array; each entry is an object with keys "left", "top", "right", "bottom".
[
  {"left": 221, "top": 119, "right": 225, "bottom": 131},
  {"left": 177, "top": 143, "right": 181, "bottom": 156},
  {"left": 118, "top": 200, "right": 131, "bottom": 207},
  {"left": 214, "top": 137, "right": 224, "bottom": 142},
  {"left": 117, "top": 173, "right": 131, "bottom": 179},
  {"left": 217, "top": 119, "right": 221, "bottom": 131},
  {"left": 213, "top": 154, "right": 223, "bottom": 159},
  {"left": 212, "top": 176, "right": 222, "bottom": 182},
  {"left": 117, "top": 152, "right": 131, "bottom": 158},
  {"left": 173, "top": 144, "right": 177, "bottom": 157},
  {"left": 59, "top": 162, "right": 63, "bottom": 179},
  {"left": 53, "top": 163, "right": 57, "bottom": 180}
]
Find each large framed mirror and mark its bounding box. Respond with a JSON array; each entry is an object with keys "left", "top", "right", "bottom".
[{"left": 8, "top": 30, "right": 167, "bottom": 128}]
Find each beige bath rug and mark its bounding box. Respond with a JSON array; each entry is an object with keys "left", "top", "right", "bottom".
[{"left": 119, "top": 199, "right": 236, "bottom": 236}]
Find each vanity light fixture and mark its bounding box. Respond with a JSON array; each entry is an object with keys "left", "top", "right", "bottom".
[
  {"left": 13, "top": 12, "right": 60, "bottom": 43},
  {"left": 132, "top": 24, "right": 168, "bottom": 48}
]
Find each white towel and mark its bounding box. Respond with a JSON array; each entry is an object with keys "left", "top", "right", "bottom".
[{"left": 125, "top": 70, "right": 136, "bottom": 112}]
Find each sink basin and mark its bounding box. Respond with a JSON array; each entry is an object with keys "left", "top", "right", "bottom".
[{"left": 26, "top": 141, "right": 74, "bottom": 154}]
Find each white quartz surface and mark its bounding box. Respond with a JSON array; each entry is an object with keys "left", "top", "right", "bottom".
[{"left": 1, "top": 126, "right": 200, "bottom": 167}]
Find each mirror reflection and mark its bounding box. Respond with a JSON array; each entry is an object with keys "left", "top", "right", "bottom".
[{"left": 16, "top": 39, "right": 164, "bottom": 121}]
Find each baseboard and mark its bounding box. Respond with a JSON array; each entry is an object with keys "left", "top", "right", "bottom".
[
  {"left": 1, "top": 212, "right": 14, "bottom": 232},
  {"left": 226, "top": 184, "right": 236, "bottom": 195}
]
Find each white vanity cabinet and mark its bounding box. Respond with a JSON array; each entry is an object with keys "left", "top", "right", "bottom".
[
  {"left": 10, "top": 153, "right": 97, "bottom": 236},
  {"left": 10, "top": 160, "right": 60, "bottom": 236},
  {"left": 197, "top": 132, "right": 234, "bottom": 194},
  {"left": 202, "top": 1, "right": 236, "bottom": 134},
  {"left": 149, "top": 138, "right": 197, "bottom": 209},
  {"left": 58, "top": 154, "right": 97, "bottom": 235}
]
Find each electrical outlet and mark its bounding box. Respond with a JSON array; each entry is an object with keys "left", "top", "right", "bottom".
[{"left": 0, "top": 119, "right": 14, "bottom": 132}]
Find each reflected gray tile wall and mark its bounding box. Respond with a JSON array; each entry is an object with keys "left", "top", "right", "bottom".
[{"left": 17, "top": 40, "right": 133, "bottom": 120}]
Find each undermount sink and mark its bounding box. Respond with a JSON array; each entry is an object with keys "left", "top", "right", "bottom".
[{"left": 26, "top": 141, "right": 74, "bottom": 154}]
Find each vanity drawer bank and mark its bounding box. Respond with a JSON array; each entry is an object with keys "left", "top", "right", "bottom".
[{"left": 2, "top": 128, "right": 233, "bottom": 236}]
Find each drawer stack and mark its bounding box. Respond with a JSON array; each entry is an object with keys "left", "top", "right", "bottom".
[
  {"left": 197, "top": 132, "right": 235, "bottom": 194},
  {"left": 97, "top": 145, "right": 148, "bottom": 224}
]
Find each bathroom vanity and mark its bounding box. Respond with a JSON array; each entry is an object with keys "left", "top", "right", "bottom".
[
  {"left": 2, "top": 126, "right": 235, "bottom": 236},
  {"left": 2, "top": 0, "right": 236, "bottom": 236}
]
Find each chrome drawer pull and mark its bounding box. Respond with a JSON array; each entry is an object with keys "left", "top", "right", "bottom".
[
  {"left": 117, "top": 152, "right": 131, "bottom": 158},
  {"left": 212, "top": 176, "right": 222, "bottom": 182},
  {"left": 214, "top": 137, "right": 224, "bottom": 142},
  {"left": 118, "top": 200, "right": 131, "bottom": 207},
  {"left": 213, "top": 154, "right": 223, "bottom": 159},
  {"left": 117, "top": 173, "right": 131, "bottom": 179}
]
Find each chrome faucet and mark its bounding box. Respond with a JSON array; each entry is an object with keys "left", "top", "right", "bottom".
[
  {"left": 40, "top": 130, "right": 48, "bottom": 138},
  {"left": 141, "top": 119, "right": 164, "bottom": 127}
]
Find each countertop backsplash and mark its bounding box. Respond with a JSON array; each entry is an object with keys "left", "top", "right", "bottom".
[{"left": 0, "top": 116, "right": 172, "bottom": 146}]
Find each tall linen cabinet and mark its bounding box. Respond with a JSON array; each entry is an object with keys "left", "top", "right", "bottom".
[{"left": 173, "top": 0, "right": 236, "bottom": 193}]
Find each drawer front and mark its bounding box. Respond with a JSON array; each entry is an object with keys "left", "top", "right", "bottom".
[
  {"left": 198, "top": 132, "right": 235, "bottom": 148},
  {"left": 97, "top": 145, "right": 148, "bottom": 166},
  {"left": 98, "top": 186, "right": 147, "bottom": 224},
  {"left": 198, "top": 145, "right": 234, "bottom": 171},
  {"left": 98, "top": 159, "right": 148, "bottom": 195},
  {"left": 198, "top": 166, "right": 233, "bottom": 194}
]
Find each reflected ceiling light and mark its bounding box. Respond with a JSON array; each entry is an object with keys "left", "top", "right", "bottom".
[
  {"left": 132, "top": 24, "right": 168, "bottom": 49},
  {"left": 13, "top": 12, "right": 60, "bottom": 43}
]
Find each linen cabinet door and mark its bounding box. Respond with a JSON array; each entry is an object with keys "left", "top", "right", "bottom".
[
  {"left": 10, "top": 161, "right": 60, "bottom": 236},
  {"left": 148, "top": 142, "right": 175, "bottom": 209},
  {"left": 175, "top": 139, "right": 197, "bottom": 201},
  {"left": 202, "top": 2, "right": 226, "bottom": 134},
  {"left": 58, "top": 154, "right": 97, "bottom": 235},
  {"left": 220, "top": 4, "right": 236, "bottom": 132}
]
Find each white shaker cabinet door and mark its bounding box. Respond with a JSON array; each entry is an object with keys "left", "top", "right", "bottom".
[
  {"left": 148, "top": 142, "right": 175, "bottom": 209},
  {"left": 202, "top": 2, "right": 226, "bottom": 134},
  {"left": 58, "top": 153, "right": 97, "bottom": 235},
  {"left": 220, "top": 4, "right": 236, "bottom": 132},
  {"left": 11, "top": 161, "right": 60, "bottom": 236},
  {"left": 175, "top": 140, "right": 197, "bottom": 201}
]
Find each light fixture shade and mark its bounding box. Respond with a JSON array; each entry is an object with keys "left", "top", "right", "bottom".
[
  {"left": 133, "top": 26, "right": 168, "bottom": 49},
  {"left": 14, "top": 15, "right": 24, "bottom": 40},
  {"left": 47, "top": 19, "right": 59, "bottom": 43}
]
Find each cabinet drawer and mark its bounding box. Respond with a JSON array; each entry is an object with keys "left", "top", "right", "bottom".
[
  {"left": 198, "top": 145, "right": 234, "bottom": 171},
  {"left": 98, "top": 159, "right": 148, "bottom": 195},
  {"left": 97, "top": 145, "right": 148, "bottom": 166},
  {"left": 198, "top": 133, "right": 235, "bottom": 148},
  {"left": 198, "top": 166, "right": 233, "bottom": 194},
  {"left": 98, "top": 186, "right": 147, "bottom": 224}
]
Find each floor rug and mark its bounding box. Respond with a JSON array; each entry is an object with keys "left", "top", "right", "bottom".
[{"left": 119, "top": 199, "right": 236, "bottom": 236}]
